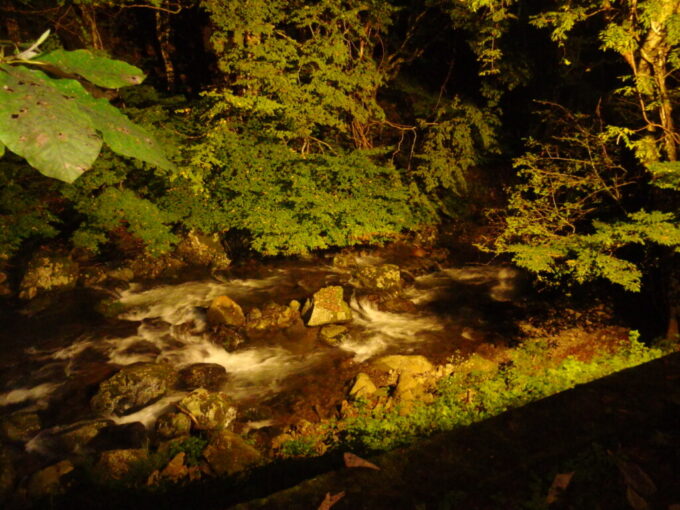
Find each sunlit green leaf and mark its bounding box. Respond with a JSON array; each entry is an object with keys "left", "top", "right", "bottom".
[
  {"left": 38, "top": 49, "right": 146, "bottom": 89},
  {"left": 0, "top": 65, "right": 101, "bottom": 182}
]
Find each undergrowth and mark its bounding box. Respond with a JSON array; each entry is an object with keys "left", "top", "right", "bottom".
[{"left": 282, "top": 333, "right": 671, "bottom": 455}]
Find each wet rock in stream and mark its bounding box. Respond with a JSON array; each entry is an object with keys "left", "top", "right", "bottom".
[
  {"left": 355, "top": 263, "right": 403, "bottom": 292},
  {"left": 206, "top": 295, "right": 246, "bottom": 327},
  {"left": 91, "top": 363, "right": 178, "bottom": 416},
  {"left": 303, "top": 286, "right": 352, "bottom": 326},
  {"left": 177, "top": 389, "right": 236, "bottom": 431},
  {"left": 202, "top": 430, "right": 262, "bottom": 476},
  {"left": 246, "top": 302, "right": 301, "bottom": 332},
  {"left": 155, "top": 411, "right": 192, "bottom": 440},
  {"left": 179, "top": 363, "right": 228, "bottom": 391},
  {"left": 0, "top": 409, "right": 41, "bottom": 443}
]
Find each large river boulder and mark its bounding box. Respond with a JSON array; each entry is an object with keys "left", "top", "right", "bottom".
[{"left": 91, "top": 363, "right": 177, "bottom": 416}]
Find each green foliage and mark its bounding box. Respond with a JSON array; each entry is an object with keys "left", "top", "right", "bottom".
[
  {"left": 0, "top": 31, "right": 174, "bottom": 182},
  {"left": 279, "top": 436, "right": 319, "bottom": 458},
  {"left": 493, "top": 1, "right": 680, "bottom": 291},
  {"left": 202, "top": 0, "right": 391, "bottom": 150},
  {"left": 189, "top": 125, "right": 426, "bottom": 255},
  {"left": 165, "top": 436, "right": 208, "bottom": 467},
  {"left": 415, "top": 97, "right": 499, "bottom": 196},
  {"left": 0, "top": 159, "right": 60, "bottom": 256},
  {"left": 493, "top": 105, "right": 680, "bottom": 290}
]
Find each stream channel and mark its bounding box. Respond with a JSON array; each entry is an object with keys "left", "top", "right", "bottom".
[{"left": 0, "top": 248, "right": 528, "bottom": 492}]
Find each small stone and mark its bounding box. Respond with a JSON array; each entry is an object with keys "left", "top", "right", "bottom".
[
  {"left": 305, "top": 286, "right": 352, "bottom": 327},
  {"left": 160, "top": 452, "right": 188, "bottom": 481},
  {"left": 27, "top": 460, "right": 74, "bottom": 499},
  {"left": 206, "top": 296, "right": 245, "bottom": 327},
  {"left": 155, "top": 411, "right": 192, "bottom": 440},
  {"left": 348, "top": 373, "right": 377, "bottom": 401},
  {"left": 372, "top": 354, "right": 433, "bottom": 375},
  {"left": 203, "top": 430, "right": 261, "bottom": 476}
]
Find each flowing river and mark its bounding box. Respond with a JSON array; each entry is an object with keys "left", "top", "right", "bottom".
[{"left": 0, "top": 249, "right": 527, "bottom": 473}]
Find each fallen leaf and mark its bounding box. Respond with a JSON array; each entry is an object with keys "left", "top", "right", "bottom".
[
  {"left": 318, "top": 491, "right": 345, "bottom": 510},
  {"left": 343, "top": 452, "right": 380, "bottom": 471},
  {"left": 626, "top": 486, "right": 650, "bottom": 510},
  {"left": 546, "top": 471, "right": 575, "bottom": 504},
  {"left": 615, "top": 459, "right": 656, "bottom": 496}
]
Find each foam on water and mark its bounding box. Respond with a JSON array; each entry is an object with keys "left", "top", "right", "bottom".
[
  {"left": 340, "top": 296, "right": 444, "bottom": 362},
  {"left": 0, "top": 382, "right": 62, "bottom": 407}
]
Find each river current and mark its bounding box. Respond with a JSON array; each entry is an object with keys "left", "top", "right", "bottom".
[{"left": 0, "top": 253, "right": 526, "bottom": 456}]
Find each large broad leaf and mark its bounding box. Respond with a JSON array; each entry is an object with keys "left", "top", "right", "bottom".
[
  {"left": 50, "top": 78, "right": 175, "bottom": 171},
  {"left": 0, "top": 64, "right": 102, "bottom": 182},
  {"left": 0, "top": 140, "right": 4, "bottom": 158},
  {"left": 38, "top": 49, "right": 146, "bottom": 89}
]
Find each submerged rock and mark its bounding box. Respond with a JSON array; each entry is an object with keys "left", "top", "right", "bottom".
[
  {"left": 206, "top": 295, "right": 246, "bottom": 328},
  {"left": 19, "top": 250, "right": 79, "bottom": 300},
  {"left": 179, "top": 363, "right": 228, "bottom": 391},
  {"left": 91, "top": 363, "right": 177, "bottom": 416},
  {"left": 177, "top": 389, "right": 236, "bottom": 431},
  {"left": 355, "top": 264, "right": 402, "bottom": 292},
  {"left": 203, "top": 430, "right": 261, "bottom": 476},
  {"left": 303, "top": 286, "right": 352, "bottom": 327}
]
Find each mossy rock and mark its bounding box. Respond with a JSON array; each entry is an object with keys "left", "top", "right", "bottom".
[
  {"left": 0, "top": 410, "right": 41, "bottom": 443},
  {"left": 203, "top": 430, "right": 261, "bottom": 476},
  {"left": 19, "top": 250, "right": 79, "bottom": 300},
  {"left": 177, "top": 389, "right": 236, "bottom": 431},
  {"left": 304, "top": 286, "right": 352, "bottom": 327},
  {"left": 372, "top": 355, "right": 434, "bottom": 375},
  {"left": 206, "top": 295, "right": 246, "bottom": 328},
  {"left": 91, "top": 363, "right": 177, "bottom": 416},
  {"left": 179, "top": 363, "right": 228, "bottom": 391},
  {"left": 355, "top": 264, "right": 402, "bottom": 292},
  {"left": 155, "top": 411, "right": 192, "bottom": 440}
]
